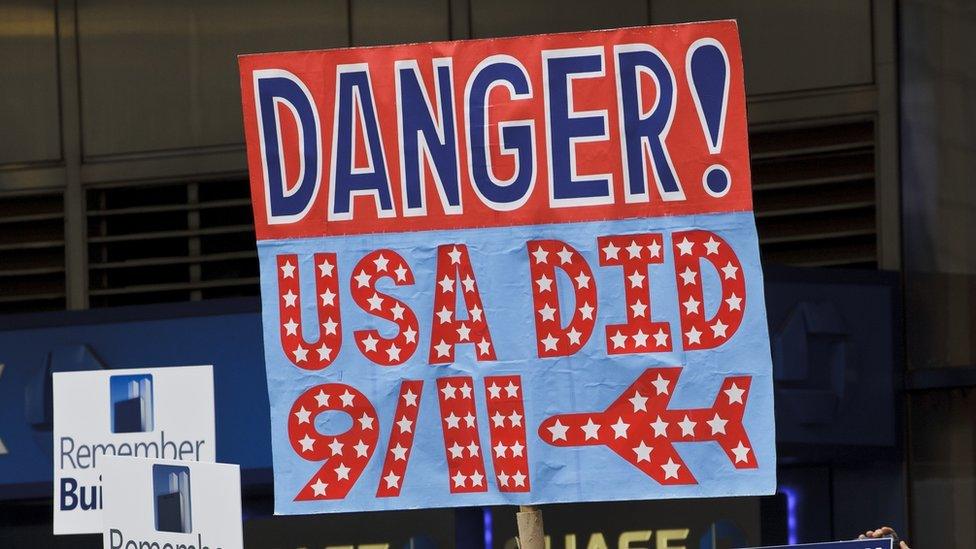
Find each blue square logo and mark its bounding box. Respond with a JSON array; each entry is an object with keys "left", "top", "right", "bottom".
[
  {"left": 109, "top": 374, "right": 154, "bottom": 433},
  {"left": 153, "top": 464, "right": 192, "bottom": 533}
]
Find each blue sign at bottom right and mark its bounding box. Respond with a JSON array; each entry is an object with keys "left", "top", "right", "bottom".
[{"left": 745, "top": 539, "right": 893, "bottom": 549}]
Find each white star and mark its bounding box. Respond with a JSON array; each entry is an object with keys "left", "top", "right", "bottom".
[
  {"left": 508, "top": 411, "right": 522, "bottom": 427},
  {"left": 452, "top": 471, "right": 467, "bottom": 488},
  {"left": 633, "top": 329, "right": 649, "bottom": 348},
  {"left": 610, "top": 331, "right": 628, "bottom": 349},
  {"left": 293, "top": 346, "right": 308, "bottom": 363},
  {"left": 581, "top": 418, "right": 601, "bottom": 440},
  {"left": 602, "top": 241, "right": 620, "bottom": 260},
  {"left": 441, "top": 384, "right": 457, "bottom": 400},
  {"left": 456, "top": 324, "right": 471, "bottom": 341},
  {"left": 281, "top": 261, "right": 296, "bottom": 278},
  {"left": 505, "top": 381, "right": 519, "bottom": 398},
  {"left": 447, "top": 246, "right": 463, "bottom": 264},
  {"left": 466, "top": 441, "right": 479, "bottom": 456},
  {"left": 676, "top": 238, "right": 694, "bottom": 256},
  {"left": 633, "top": 440, "right": 653, "bottom": 462},
  {"left": 653, "top": 328, "right": 669, "bottom": 347},
  {"left": 339, "top": 390, "right": 355, "bottom": 407},
  {"left": 283, "top": 319, "right": 299, "bottom": 336},
  {"left": 397, "top": 415, "right": 413, "bottom": 433},
  {"left": 470, "top": 471, "right": 485, "bottom": 487},
  {"left": 651, "top": 374, "right": 670, "bottom": 395},
  {"left": 463, "top": 413, "right": 476, "bottom": 428},
  {"left": 461, "top": 275, "right": 476, "bottom": 293},
  {"left": 512, "top": 470, "right": 526, "bottom": 487},
  {"left": 311, "top": 478, "right": 328, "bottom": 496},
  {"left": 354, "top": 270, "right": 372, "bottom": 288},
  {"left": 402, "top": 389, "right": 419, "bottom": 407},
  {"left": 316, "top": 344, "right": 332, "bottom": 361},
  {"left": 538, "top": 303, "right": 557, "bottom": 322},
  {"left": 328, "top": 439, "right": 343, "bottom": 455},
  {"left": 626, "top": 240, "right": 643, "bottom": 259},
  {"left": 390, "top": 302, "right": 405, "bottom": 320},
  {"left": 548, "top": 420, "right": 569, "bottom": 441},
  {"left": 487, "top": 383, "right": 502, "bottom": 399},
  {"left": 704, "top": 236, "right": 721, "bottom": 255},
  {"left": 707, "top": 413, "right": 728, "bottom": 435},
  {"left": 494, "top": 442, "right": 508, "bottom": 457},
  {"left": 320, "top": 289, "right": 336, "bottom": 306},
  {"left": 318, "top": 258, "right": 334, "bottom": 277},
  {"left": 448, "top": 442, "right": 464, "bottom": 459},
  {"left": 444, "top": 413, "right": 461, "bottom": 429},
  {"left": 498, "top": 471, "right": 510, "bottom": 486},
  {"left": 679, "top": 267, "right": 697, "bottom": 285},
  {"left": 353, "top": 439, "right": 370, "bottom": 457},
  {"left": 283, "top": 290, "right": 298, "bottom": 308},
  {"left": 628, "top": 270, "right": 645, "bottom": 288},
  {"left": 403, "top": 326, "right": 417, "bottom": 344},
  {"left": 510, "top": 441, "right": 524, "bottom": 457},
  {"left": 358, "top": 413, "right": 374, "bottom": 430},
  {"left": 535, "top": 274, "right": 553, "bottom": 292},
  {"left": 650, "top": 416, "right": 669, "bottom": 438},
  {"left": 685, "top": 327, "right": 702, "bottom": 345},
  {"left": 373, "top": 254, "right": 389, "bottom": 272},
  {"left": 647, "top": 240, "right": 662, "bottom": 258},
  {"left": 567, "top": 327, "right": 583, "bottom": 345},
  {"left": 434, "top": 339, "right": 451, "bottom": 357},
  {"left": 732, "top": 441, "right": 751, "bottom": 463},
  {"left": 383, "top": 471, "right": 400, "bottom": 489},
  {"left": 631, "top": 300, "right": 648, "bottom": 317},
  {"left": 557, "top": 247, "right": 574, "bottom": 264},
  {"left": 726, "top": 293, "right": 742, "bottom": 311},
  {"left": 390, "top": 443, "right": 407, "bottom": 461},
  {"left": 661, "top": 458, "right": 681, "bottom": 479},
  {"left": 579, "top": 302, "right": 595, "bottom": 320},
  {"left": 629, "top": 391, "right": 648, "bottom": 412},
  {"left": 721, "top": 262, "right": 739, "bottom": 280},
  {"left": 314, "top": 390, "right": 330, "bottom": 408},
  {"left": 531, "top": 246, "right": 549, "bottom": 264},
  {"left": 459, "top": 382, "right": 472, "bottom": 399},
  {"left": 362, "top": 333, "right": 379, "bottom": 352},
  {"left": 711, "top": 320, "right": 728, "bottom": 339},
  {"left": 322, "top": 317, "right": 338, "bottom": 335},
  {"left": 574, "top": 271, "right": 591, "bottom": 289},
  {"left": 469, "top": 304, "right": 483, "bottom": 322},
  {"left": 295, "top": 406, "right": 311, "bottom": 424},
  {"left": 678, "top": 415, "right": 697, "bottom": 437},
  {"left": 725, "top": 383, "right": 745, "bottom": 405},
  {"left": 438, "top": 275, "right": 454, "bottom": 293},
  {"left": 394, "top": 265, "right": 408, "bottom": 282},
  {"left": 436, "top": 306, "right": 453, "bottom": 324},
  {"left": 477, "top": 338, "right": 491, "bottom": 356},
  {"left": 491, "top": 411, "right": 506, "bottom": 428},
  {"left": 299, "top": 434, "right": 315, "bottom": 452},
  {"left": 611, "top": 417, "right": 630, "bottom": 439},
  {"left": 541, "top": 333, "right": 559, "bottom": 351},
  {"left": 683, "top": 296, "right": 700, "bottom": 314},
  {"left": 334, "top": 462, "right": 351, "bottom": 480}
]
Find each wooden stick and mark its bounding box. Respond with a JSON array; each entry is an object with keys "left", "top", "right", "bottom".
[{"left": 516, "top": 505, "right": 545, "bottom": 549}]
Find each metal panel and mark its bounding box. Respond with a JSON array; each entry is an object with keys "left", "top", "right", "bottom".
[
  {"left": 351, "top": 0, "right": 450, "bottom": 46},
  {"left": 652, "top": 0, "right": 873, "bottom": 96},
  {"left": 77, "top": 0, "right": 349, "bottom": 158},
  {"left": 0, "top": 1, "right": 61, "bottom": 165},
  {"left": 470, "top": 0, "right": 647, "bottom": 38}
]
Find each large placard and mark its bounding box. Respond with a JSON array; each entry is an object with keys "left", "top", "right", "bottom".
[{"left": 239, "top": 21, "right": 775, "bottom": 514}]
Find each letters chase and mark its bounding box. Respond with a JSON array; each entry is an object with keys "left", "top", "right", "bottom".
[{"left": 239, "top": 21, "right": 776, "bottom": 514}]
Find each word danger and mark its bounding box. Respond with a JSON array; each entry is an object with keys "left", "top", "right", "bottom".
[
  {"left": 250, "top": 37, "right": 739, "bottom": 227},
  {"left": 276, "top": 229, "right": 751, "bottom": 500}
]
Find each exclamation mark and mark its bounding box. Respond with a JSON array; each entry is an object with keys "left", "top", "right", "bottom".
[{"left": 687, "top": 38, "right": 731, "bottom": 197}]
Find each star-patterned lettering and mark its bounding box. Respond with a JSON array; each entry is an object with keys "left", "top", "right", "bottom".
[
  {"left": 350, "top": 250, "right": 419, "bottom": 366},
  {"left": 276, "top": 253, "right": 343, "bottom": 370},
  {"left": 375, "top": 380, "right": 424, "bottom": 497},
  {"left": 526, "top": 240, "right": 598, "bottom": 358},
  {"left": 672, "top": 230, "right": 745, "bottom": 350},
  {"left": 484, "top": 376, "right": 531, "bottom": 492},
  {"left": 428, "top": 244, "right": 497, "bottom": 364},
  {"left": 436, "top": 377, "right": 488, "bottom": 493}
]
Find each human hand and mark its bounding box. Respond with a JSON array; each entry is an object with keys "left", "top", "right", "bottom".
[{"left": 858, "top": 526, "right": 910, "bottom": 549}]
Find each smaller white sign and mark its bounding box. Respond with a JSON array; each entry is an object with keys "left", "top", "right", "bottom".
[
  {"left": 101, "top": 456, "right": 243, "bottom": 549},
  {"left": 53, "top": 365, "right": 215, "bottom": 534}
]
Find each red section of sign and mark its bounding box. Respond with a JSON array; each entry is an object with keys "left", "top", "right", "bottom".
[
  {"left": 289, "top": 383, "right": 378, "bottom": 500},
  {"left": 538, "top": 367, "right": 756, "bottom": 485},
  {"left": 672, "top": 230, "right": 746, "bottom": 350},
  {"left": 435, "top": 377, "right": 488, "bottom": 493},
  {"left": 350, "top": 250, "right": 419, "bottom": 366},
  {"left": 239, "top": 22, "right": 751, "bottom": 240},
  {"left": 526, "top": 240, "right": 598, "bottom": 358},
  {"left": 376, "top": 380, "right": 424, "bottom": 498},
  {"left": 277, "top": 253, "right": 342, "bottom": 370},
  {"left": 483, "top": 376, "right": 531, "bottom": 492}
]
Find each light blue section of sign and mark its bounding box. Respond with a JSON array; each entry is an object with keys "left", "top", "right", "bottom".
[{"left": 258, "top": 212, "right": 776, "bottom": 514}]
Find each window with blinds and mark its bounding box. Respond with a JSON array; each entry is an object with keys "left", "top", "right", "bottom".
[{"left": 0, "top": 190, "right": 66, "bottom": 313}]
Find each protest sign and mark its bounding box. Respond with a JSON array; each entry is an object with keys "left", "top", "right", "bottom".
[
  {"left": 100, "top": 456, "right": 243, "bottom": 549},
  {"left": 238, "top": 20, "right": 775, "bottom": 514},
  {"left": 53, "top": 366, "right": 215, "bottom": 534},
  {"left": 745, "top": 541, "right": 894, "bottom": 549}
]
